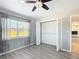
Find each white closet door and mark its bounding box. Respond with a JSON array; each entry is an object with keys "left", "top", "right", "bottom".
[{"left": 41, "top": 21, "right": 57, "bottom": 45}]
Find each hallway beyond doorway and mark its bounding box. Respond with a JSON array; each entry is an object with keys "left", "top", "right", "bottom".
[{"left": 72, "top": 36, "right": 79, "bottom": 54}]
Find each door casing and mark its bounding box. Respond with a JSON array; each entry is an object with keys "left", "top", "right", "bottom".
[{"left": 40, "top": 20, "right": 59, "bottom": 51}]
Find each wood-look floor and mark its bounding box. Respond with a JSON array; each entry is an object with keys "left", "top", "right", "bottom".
[
  {"left": 72, "top": 36, "right": 79, "bottom": 54},
  {"left": 0, "top": 44, "right": 79, "bottom": 59}
]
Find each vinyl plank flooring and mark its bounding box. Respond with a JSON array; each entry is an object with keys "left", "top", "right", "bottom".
[{"left": 0, "top": 44, "right": 79, "bottom": 59}]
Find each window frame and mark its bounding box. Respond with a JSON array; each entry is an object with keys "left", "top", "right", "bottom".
[{"left": 5, "top": 16, "right": 30, "bottom": 40}]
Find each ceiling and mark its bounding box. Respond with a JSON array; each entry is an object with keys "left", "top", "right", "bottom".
[{"left": 0, "top": 0, "right": 79, "bottom": 20}]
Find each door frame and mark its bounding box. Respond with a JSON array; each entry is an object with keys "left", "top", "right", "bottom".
[
  {"left": 70, "top": 16, "right": 72, "bottom": 52},
  {"left": 40, "top": 20, "right": 59, "bottom": 51}
]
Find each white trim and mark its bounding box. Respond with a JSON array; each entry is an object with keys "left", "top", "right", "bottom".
[
  {"left": 60, "top": 19, "right": 62, "bottom": 51},
  {"left": 36, "top": 22, "right": 41, "bottom": 45},
  {"left": 0, "top": 44, "right": 34, "bottom": 56},
  {"left": 39, "top": 17, "right": 58, "bottom": 21},
  {"left": 70, "top": 16, "right": 72, "bottom": 52},
  {"left": 61, "top": 49, "right": 71, "bottom": 52},
  {"left": 56, "top": 18, "right": 59, "bottom": 51},
  {"left": 58, "top": 18, "right": 62, "bottom": 51},
  {"left": 39, "top": 18, "right": 58, "bottom": 22},
  {"left": 60, "top": 18, "right": 62, "bottom": 51}
]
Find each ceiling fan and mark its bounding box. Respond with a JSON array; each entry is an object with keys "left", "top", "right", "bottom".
[{"left": 25, "top": 0, "right": 52, "bottom": 12}]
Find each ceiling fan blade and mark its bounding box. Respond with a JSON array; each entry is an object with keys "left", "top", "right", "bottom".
[
  {"left": 26, "top": 1, "right": 36, "bottom": 3},
  {"left": 41, "top": 0, "right": 52, "bottom": 3},
  {"left": 32, "top": 5, "right": 37, "bottom": 11},
  {"left": 42, "top": 4, "right": 49, "bottom": 10}
]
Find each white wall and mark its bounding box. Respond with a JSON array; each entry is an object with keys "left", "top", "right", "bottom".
[
  {"left": 58, "top": 19, "right": 62, "bottom": 51},
  {"left": 36, "top": 22, "right": 40, "bottom": 45},
  {"left": 61, "top": 17, "right": 71, "bottom": 52}
]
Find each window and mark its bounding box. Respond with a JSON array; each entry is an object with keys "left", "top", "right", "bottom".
[
  {"left": 3, "top": 18, "right": 30, "bottom": 39},
  {"left": 18, "top": 22, "right": 30, "bottom": 37},
  {"left": 7, "top": 19, "right": 17, "bottom": 39}
]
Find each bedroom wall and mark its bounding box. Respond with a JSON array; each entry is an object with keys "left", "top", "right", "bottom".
[{"left": 61, "top": 17, "right": 71, "bottom": 52}]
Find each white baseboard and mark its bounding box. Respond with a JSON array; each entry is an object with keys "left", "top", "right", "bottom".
[
  {"left": 61, "top": 49, "right": 71, "bottom": 52},
  {"left": 0, "top": 44, "right": 35, "bottom": 56},
  {"left": 42, "top": 42, "right": 56, "bottom": 46}
]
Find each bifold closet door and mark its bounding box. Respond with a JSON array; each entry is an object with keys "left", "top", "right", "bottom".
[
  {"left": 41, "top": 21, "right": 57, "bottom": 45},
  {"left": 61, "top": 17, "right": 71, "bottom": 52}
]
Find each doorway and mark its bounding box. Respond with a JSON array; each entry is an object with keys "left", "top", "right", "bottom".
[{"left": 71, "top": 15, "right": 79, "bottom": 54}]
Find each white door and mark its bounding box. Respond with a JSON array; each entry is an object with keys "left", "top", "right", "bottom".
[{"left": 41, "top": 21, "right": 57, "bottom": 46}]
